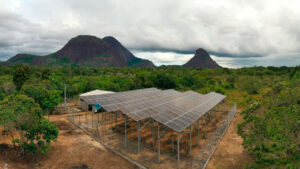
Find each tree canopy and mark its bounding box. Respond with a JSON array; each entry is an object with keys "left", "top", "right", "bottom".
[
  {"left": 13, "top": 64, "right": 30, "bottom": 90},
  {"left": 0, "top": 94, "right": 58, "bottom": 155}
]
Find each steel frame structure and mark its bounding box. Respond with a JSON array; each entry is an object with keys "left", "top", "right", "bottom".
[{"left": 80, "top": 88, "right": 227, "bottom": 169}]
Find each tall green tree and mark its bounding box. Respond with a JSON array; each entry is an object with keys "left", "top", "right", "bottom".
[
  {"left": 21, "top": 83, "right": 62, "bottom": 113},
  {"left": 13, "top": 65, "right": 30, "bottom": 90},
  {"left": 41, "top": 68, "right": 51, "bottom": 80},
  {"left": 0, "top": 94, "right": 58, "bottom": 155}
]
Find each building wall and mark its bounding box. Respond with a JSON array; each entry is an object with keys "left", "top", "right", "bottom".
[{"left": 80, "top": 100, "right": 89, "bottom": 111}]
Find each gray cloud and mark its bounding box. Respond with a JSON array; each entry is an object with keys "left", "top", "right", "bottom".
[{"left": 0, "top": 0, "right": 300, "bottom": 67}]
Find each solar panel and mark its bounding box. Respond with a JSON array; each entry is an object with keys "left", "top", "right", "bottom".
[
  {"left": 126, "top": 91, "right": 197, "bottom": 121},
  {"left": 80, "top": 88, "right": 226, "bottom": 132},
  {"left": 158, "top": 93, "right": 226, "bottom": 132},
  {"left": 80, "top": 88, "right": 160, "bottom": 105},
  {"left": 103, "top": 89, "right": 177, "bottom": 112}
]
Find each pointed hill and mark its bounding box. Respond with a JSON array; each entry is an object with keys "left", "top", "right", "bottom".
[{"left": 183, "top": 48, "right": 221, "bottom": 68}]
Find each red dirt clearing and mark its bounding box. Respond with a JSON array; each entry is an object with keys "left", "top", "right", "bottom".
[
  {"left": 0, "top": 114, "right": 138, "bottom": 169},
  {"left": 206, "top": 109, "right": 252, "bottom": 169}
]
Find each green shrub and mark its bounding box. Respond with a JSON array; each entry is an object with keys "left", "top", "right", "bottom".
[
  {"left": 240, "top": 77, "right": 261, "bottom": 94},
  {"left": 0, "top": 94, "right": 58, "bottom": 155},
  {"left": 214, "top": 86, "right": 226, "bottom": 94}
]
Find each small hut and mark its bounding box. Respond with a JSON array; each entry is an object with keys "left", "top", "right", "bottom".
[{"left": 79, "top": 90, "right": 114, "bottom": 111}]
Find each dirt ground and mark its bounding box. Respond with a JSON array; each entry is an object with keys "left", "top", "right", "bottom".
[
  {"left": 0, "top": 114, "right": 138, "bottom": 169},
  {"left": 0, "top": 107, "right": 252, "bottom": 169},
  {"left": 113, "top": 110, "right": 229, "bottom": 155},
  {"left": 206, "top": 109, "right": 252, "bottom": 169},
  {"left": 75, "top": 102, "right": 245, "bottom": 169}
]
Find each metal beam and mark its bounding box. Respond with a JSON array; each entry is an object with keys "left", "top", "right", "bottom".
[
  {"left": 110, "top": 112, "right": 113, "bottom": 139},
  {"left": 177, "top": 132, "right": 184, "bottom": 169},
  {"left": 172, "top": 133, "right": 175, "bottom": 152},
  {"left": 115, "top": 112, "right": 118, "bottom": 127},
  {"left": 79, "top": 114, "right": 81, "bottom": 126},
  {"left": 205, "top": 114, "right": 207, "bottom": 138},
  {"left": 138, "top": 121, "right": 141, "bottom": 153},
  {"left": 152, "top": 119, "right": 155, "bottom": 149},
  {"left": 92, "top": 110, "right": 94, "bottom": 128},
  {"left": 124, "top": 115, "right": 128, "bottom": 149},
  {"left": 85, "top": 111, "right": 88, "bottom": 131},
  {"left": 104, "top": 112, "right": 106, "bottom": 125},
  {"left": 197, "top": 120, "right": 200, "bottom": 145},
  {"left": 190, "top": 125, "right": 192, "bottom": 153},
  {"left": 159, "top": 126, "right": 169, "bottom": 138},
  {"left": 158, "top": 122, "right": 161, "bottom": 163},
  {"left": 102, "top": 112, "right": 104, "bottom": 139},
  {"left": 177, "top": 132, "right": 180, "bottom": 169},
  {"left": 96, "top": 113, "right": 99, "bottom": 136},
  {"left": 140, "top": 119, "right": 152, "bottom": 129}
]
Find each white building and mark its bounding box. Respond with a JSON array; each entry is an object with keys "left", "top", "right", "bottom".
[{"left": 79, "top": 89, "right": 114, "bottom": 111}]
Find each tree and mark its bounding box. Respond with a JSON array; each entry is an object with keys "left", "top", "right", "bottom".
[
  {"left": 41, "top": 68, "right": 51, "bottom": 80},
  {"left": 153, "top": 73, "right": 176, "bottom": 89},
  {"left": 13, "top": 65, "right": 30, "bottom": 90},
  {"left": 21, "top": 84, "right": 62, "bottom": 113},
  {"left": 0, "top": 91, "right": 5, "bottom": 101},
  {"left": 238, "top": 82, "right": 300, "bottom": 168},
  {"left": 0, "top": 94, "right": 58, "bottom": 155}
]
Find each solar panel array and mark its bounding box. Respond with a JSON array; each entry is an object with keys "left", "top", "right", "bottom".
[{"left": 80, "top": 88, "right": 226, "bottom": 132}]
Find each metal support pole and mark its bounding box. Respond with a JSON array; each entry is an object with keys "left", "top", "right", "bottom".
[
  {"left": 110, "top": 112, "right": 113, "bottom": 139},
  {"left": 190, "top": 126, "right": 192, "bottom": 153},
  {"left": 197, "top": 120, "right": 200, "bottom": 145},
  {"left": 124, "top": 115, "right": 127, "bottom": 149},
  {"left": 138, "top": 121, "right": 141, "bottom": 153},
  {"left": 115, "top": 112, "right": 118, "bottom": 127},
  {"left": 177, "top": 132, "right": 180, "bottom": 169},
  {"left": 101, "top": 112, "right": 104, "bottom": 137},
  {"left": 97, "top": 112, "right": 100, "bottom": 127},
  {"left": 205, "top": 115, "right": 207, "bottom": 138},
  {"left": 158, "top": 123, "right": 161, "bottom": 163},
  {"left": 104, "top": 112, "right": 106, "bottom": 125},
  {"left": 85, "top": 111, "right": 88, "bottom": 131},
  {"left": 79, "top": 114, "right": 81, "bottom": 126},
  {"left": 214, "top": 108, "right": 216, "bottom": 126},
  {"left": 152, "top": 120, "right": 155, "bottom": 149},
  {"left": 172, "top": 133, "right": 175, "bottom": 152},
  {"left": 96, "top": 113, "right": 99, "bottom": 136},
  {"left": 92, "top": 111, "right": 94, "bottom": 128}
]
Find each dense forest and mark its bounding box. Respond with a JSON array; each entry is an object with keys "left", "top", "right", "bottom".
[{"left": 0, "top": 65, "right": 299, "bottom": 168}]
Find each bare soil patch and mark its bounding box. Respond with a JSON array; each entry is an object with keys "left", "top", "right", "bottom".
[
  {"left": 0, "top": 114, "right": 138, "bottom": 169},
  {"left": 206, "top": 109, "right": 253, "bottom": 169}
]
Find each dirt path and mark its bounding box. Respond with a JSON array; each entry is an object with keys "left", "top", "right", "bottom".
[
  {"left": 206, "top": 110, "right": 252, "bottom": 169},
  {"left": 0, "top": 114, "right": 138, "bottom": 169}
]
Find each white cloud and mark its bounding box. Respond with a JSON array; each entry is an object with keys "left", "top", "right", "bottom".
[
  {"left": 0, "top": 0, "right": 300, "bottom": 67},
  {"left": 133, "top": 51, "right": 300, "bottom": 68},
  {"left": 132, "top": 50, "right": 194, "bottom": 66}
]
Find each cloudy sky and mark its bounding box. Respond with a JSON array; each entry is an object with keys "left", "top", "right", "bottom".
[{"left": 0, "top": 0, "right": 300, "bottom": 67}]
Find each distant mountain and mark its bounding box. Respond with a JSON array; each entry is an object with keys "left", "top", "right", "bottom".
[
  {"left": 5, "top": 54, "right": 39, "bottom": 65},
  {"left": 3, "top": 35, "right": 155, "bottom": 67},
  {"left": 183, "top": 48, "right": 221, "bottom": 68}
]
